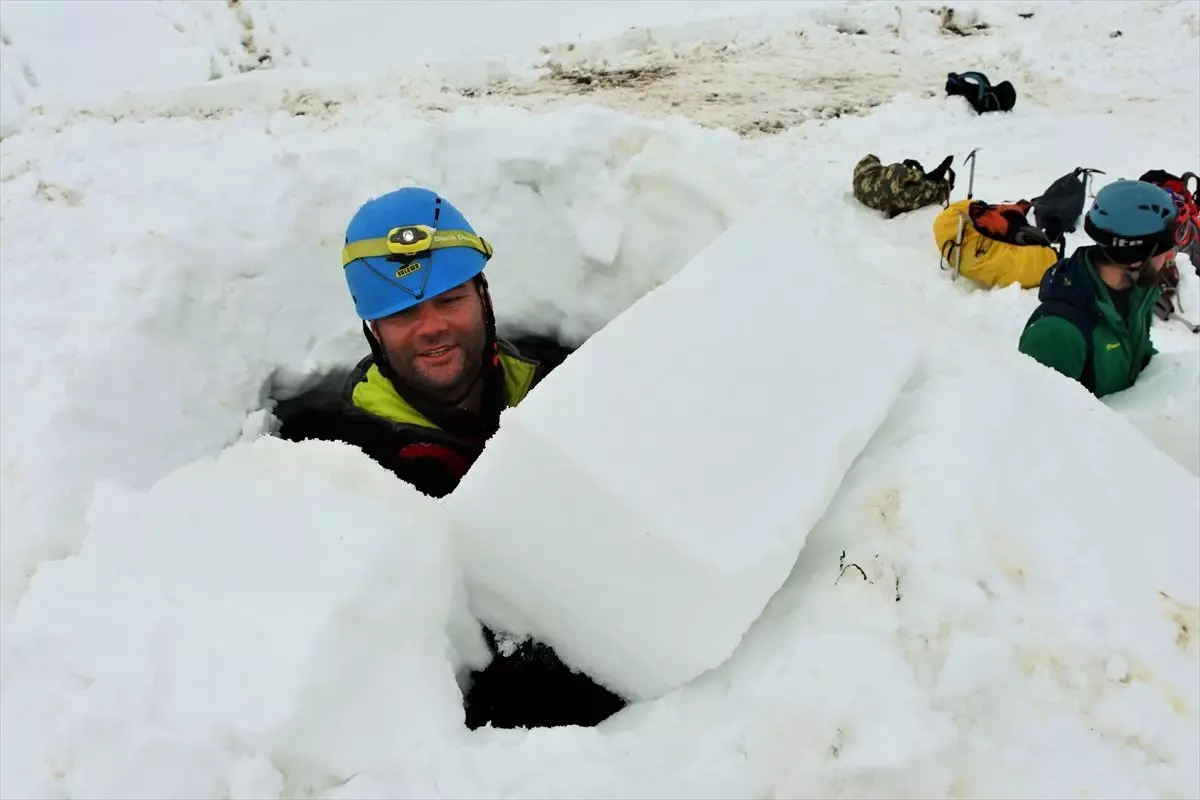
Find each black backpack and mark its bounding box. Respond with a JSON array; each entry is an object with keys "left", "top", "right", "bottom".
[
  {"left": 946, "top": 71, "right": 1017, "bottom": 114},
  {"left": 1031, "top": 168, "right": 1105, "bottom": 245}
]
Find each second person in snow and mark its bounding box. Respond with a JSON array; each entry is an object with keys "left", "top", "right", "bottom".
[{"left": 1018, "top": 180, "right": 1181, "bottom": 398}]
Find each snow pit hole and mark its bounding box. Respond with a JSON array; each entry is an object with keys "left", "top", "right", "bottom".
[{"left": 462, "top": 655, "right": 630, "bottom": 732}]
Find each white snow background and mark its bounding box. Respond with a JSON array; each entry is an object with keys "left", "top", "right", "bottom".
[{"left": 1, "top": 1, "right": 1199, "bottom": 798}]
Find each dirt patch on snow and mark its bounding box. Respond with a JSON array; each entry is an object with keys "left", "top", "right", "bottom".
[
  {"left": 444, "top": 32, "right": 950, "bottom": 138},
  {"left": 546, "top": 64, "right": 678, "bottom": 92}
]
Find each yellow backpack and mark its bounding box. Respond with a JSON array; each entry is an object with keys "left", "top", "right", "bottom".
[{"left": 934, "top": 198, "right": 1058, "bottom": 289}]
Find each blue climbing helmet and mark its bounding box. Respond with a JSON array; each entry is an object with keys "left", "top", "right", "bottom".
[
  {"left": 342, "top": 187, "right": 493, "bottom": 321},
  {"left": 1083, "top": 179, "right": 1179, "bottom": 265}
]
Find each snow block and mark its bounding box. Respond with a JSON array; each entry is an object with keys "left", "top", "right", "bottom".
[
  {"left": 446, "top": 209, "right": 924, "bottom": 701},
  {"left": 0, "top": 437, "right": 487, "bottom": 799}
]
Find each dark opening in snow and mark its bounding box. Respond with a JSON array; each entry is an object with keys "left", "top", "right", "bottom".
[{"left": 463, "top": 629, "right": 628, "bottom": 730}]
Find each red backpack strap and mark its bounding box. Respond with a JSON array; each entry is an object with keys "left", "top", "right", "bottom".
[{"left": 397, "top": 442, "right": 472, "bottom": 480}]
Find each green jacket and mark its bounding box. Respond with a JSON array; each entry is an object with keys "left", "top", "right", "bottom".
[{"left": 1018, "top": 247, "right": 1160, "bottom": 398}]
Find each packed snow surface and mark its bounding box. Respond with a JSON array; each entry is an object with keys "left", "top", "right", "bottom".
[{"left": 1, "top": 1, "right": 1198, "bottom": 798}]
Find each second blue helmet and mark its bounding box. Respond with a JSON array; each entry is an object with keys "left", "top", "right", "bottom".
[{"left": 1084, "top": 179, "right": 1179, "bottom": 264}]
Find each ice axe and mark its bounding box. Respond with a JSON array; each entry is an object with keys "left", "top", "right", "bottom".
[
  {"left": 1080, "top": 167, "right": 1106, "bottom": 199},
  {"left": 947, "top": 147, "right": 980, "bottom": 280}
]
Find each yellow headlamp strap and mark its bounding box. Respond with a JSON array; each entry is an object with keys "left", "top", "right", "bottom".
[{"left": 342, "top": 225, "right": 493, "bottom": 268}]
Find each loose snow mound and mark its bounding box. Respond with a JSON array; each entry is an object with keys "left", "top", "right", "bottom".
[
  {"left": 1104, "top": 349, "right": 1200, "bottom": 477},
  {"left": 0, "top": 437, "right": 488, "bottom": 800},
  {"left": 716, "top": 339, "right": 1200, "bottom": 799}
]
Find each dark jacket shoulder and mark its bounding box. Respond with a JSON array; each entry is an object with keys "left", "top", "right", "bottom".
[{"left": 503, "top": 333, "right": 574, "bottom": 387}]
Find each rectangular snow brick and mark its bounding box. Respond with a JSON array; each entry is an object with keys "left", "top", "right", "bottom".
[{"left": 446, "top": 209, "right": 923, "bottom": 701}]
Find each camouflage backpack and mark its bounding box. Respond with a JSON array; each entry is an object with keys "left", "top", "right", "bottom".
[{"left": 852, "top": 153, "right": 956, "bottom": 219}]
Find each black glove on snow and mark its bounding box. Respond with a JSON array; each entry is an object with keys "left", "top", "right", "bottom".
[{"left": 923, "top": 155, "right": 955, "bottom": 184}]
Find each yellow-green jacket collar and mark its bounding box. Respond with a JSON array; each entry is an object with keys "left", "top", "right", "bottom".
[{"left": 351, "top": 349, "right": 538, "bottom": 429}]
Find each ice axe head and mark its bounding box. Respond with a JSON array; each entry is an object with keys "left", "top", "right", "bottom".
[
  {"left": 1077, "top": 167, "right": 1106, "bottom": 198},
  {"left": 962, "top": 148, "right": 980, "bottom": 200}
]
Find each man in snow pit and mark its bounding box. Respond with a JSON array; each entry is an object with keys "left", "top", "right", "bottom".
[
  {"left": 273, "top": 186, "right": 628, "bottom": 730},
  {"left": 1019, "top": 179, "right": 1180, "bottom": 398}
]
